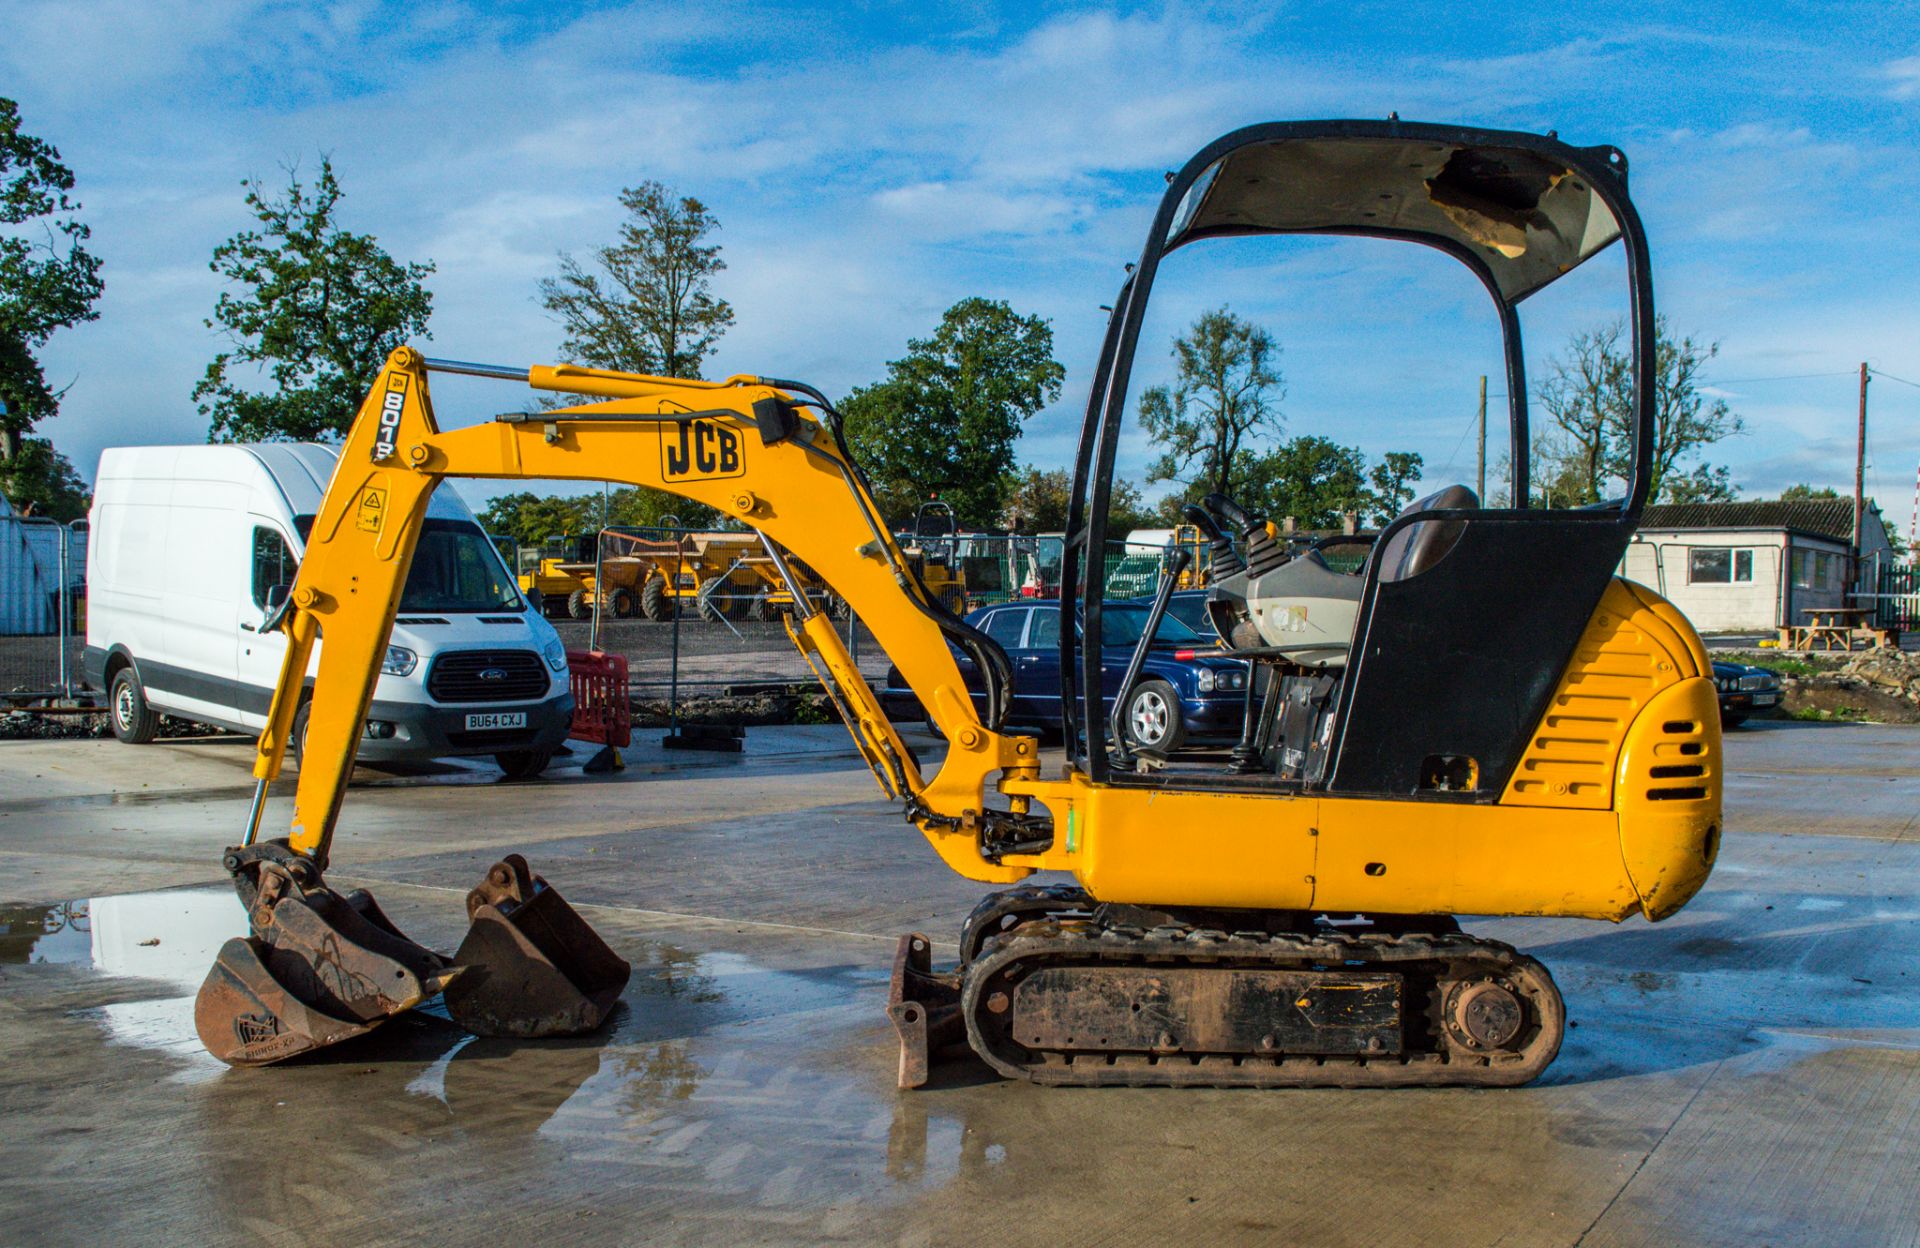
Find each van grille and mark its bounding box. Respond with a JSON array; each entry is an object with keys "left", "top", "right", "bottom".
[{"left": 426, "top": 650, "right": 550, "bottom": 704}]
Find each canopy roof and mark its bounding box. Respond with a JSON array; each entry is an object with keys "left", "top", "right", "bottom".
[{"left": 1165, "top": 133, "right": 1625, "bottom": 302}]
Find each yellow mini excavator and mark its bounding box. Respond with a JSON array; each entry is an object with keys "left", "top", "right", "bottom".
[{"left": 194, "top": 120, "right": 1721, "bottom": 1088}]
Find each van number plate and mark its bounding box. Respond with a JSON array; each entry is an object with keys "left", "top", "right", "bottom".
[{"left": 465, "top": 712, "right": 527, "bottom": 731}]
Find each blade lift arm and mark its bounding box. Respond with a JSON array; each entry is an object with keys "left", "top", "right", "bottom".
[{"left": 252, "top": 348, "right": 1060, "bottom": 883}]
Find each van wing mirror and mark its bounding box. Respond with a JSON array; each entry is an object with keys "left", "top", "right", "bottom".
[{"left": 261, "top": 582, "right": 293, "bottom": 633}]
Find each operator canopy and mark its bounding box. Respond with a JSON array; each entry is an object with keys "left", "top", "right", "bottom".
[{"left": 1166, "top": 134, "right": 1624, "bottom": 302}]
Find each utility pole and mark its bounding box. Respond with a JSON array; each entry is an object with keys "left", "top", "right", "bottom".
[
  {"left": 1854, "top": 363, "right": 1869, "bottom": 598},
  {"left": 1476, "top": 375, "right": 1487, "bottom": 502}
]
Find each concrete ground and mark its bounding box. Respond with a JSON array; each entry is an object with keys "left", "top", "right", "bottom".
[{"left": 1, "top": 719, "right": 1916, "bottom": 1247}]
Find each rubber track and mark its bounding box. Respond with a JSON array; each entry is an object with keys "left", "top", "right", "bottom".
[{"left": 961, "top": 919, "right": 1565, "bottom": 1088}]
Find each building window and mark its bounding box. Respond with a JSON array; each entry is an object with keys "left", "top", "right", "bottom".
[
  {"left": 1816, "top": 551, "right": 1838, "bottom": 589},
  {"left": 1791, "top": 548, "right": 1814, "bottom": 589},
  {"left": 1689, "top": 547, "right": 1754, "bottom": 585}
]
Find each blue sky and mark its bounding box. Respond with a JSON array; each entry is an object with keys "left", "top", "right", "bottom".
[{"left": 7, "top": 1, "right": 1920, "bottom": 535}]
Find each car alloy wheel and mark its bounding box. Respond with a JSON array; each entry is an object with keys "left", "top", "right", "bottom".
[{"left": 1129, "top": 687, "right": 1172, "bottom": 746}]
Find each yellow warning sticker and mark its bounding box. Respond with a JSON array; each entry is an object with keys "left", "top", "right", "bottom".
[{"left": 356, "top": 486, "right": 387, "bottom": 533}]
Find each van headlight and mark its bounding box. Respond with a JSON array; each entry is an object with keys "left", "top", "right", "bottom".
[
  {"left": 543, "top": 638, "right": 567, "bottom": 673},
  {"left": 381, "top": 645, "right": 417, "bottom": 676}
]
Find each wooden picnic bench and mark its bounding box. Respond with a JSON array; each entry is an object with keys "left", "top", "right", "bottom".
[{"left": 1778, "top": 606, "right": 1899, "bottom": 652}]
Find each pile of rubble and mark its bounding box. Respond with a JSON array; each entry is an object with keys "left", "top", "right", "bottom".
[{"left": 1775, "top": 647, "right": 1920, "bottom": 723}]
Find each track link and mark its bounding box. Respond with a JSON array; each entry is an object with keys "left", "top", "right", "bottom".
[{"left": 960, "top": 918, "right": 1564, "bottom": 1088}]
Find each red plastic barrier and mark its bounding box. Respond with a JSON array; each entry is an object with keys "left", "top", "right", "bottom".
[{"left": 567, "top": 650, "right": 632, "bottom": 748}]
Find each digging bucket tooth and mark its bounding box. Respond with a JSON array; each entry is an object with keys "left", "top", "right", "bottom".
[
  {"left": 442, "top": 854, "right": 630, "bottom": 1037},
  {"left": 194, "top": 842, "right": 457, "bottom": 1066}
]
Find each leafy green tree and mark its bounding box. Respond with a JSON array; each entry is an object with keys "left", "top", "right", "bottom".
[
  {"left": 478, "top": 487, "right": 723, "bottom": 548},
  {"left": 606, "top": 485, "right": 719, "bottom": 530},
  {"left": 477, "top": 492, "right": 602, "bottom": 547},
  {"left": 539, "top": 181, "right": 733, "bottom": 380},
  {"left": 1538, "top": 317, "right": 1742, "bottom": 504},
  {"left": 1002, "top": 465, "right": 1153, "bottom": 533},
  {"left": 1137, "top": 308, "right": 1283, "bottom": 502},
  {"left": 0, "top": 435, "right": 87, "bottom": 520},
  {"left": 0, "top": 98, "right": 103, "bottom": 489},
  {"left": 538, "top": 181, "right": 734, "bottom": 522},
  {"left": 196, "top": 159, "right": 434, "bottom": 442},
  {"left": 1367, "top": 451, "right": 1424, "bottom": 522},
  {"left": 1779, "top": 483, "right": 1841, "bottom": 501},
  {"left": 842, "top": 298, "right": 1065, "bottom": 528},
  {"left": 1239, "top": 436, "right": 1369, "bottom": 529}
]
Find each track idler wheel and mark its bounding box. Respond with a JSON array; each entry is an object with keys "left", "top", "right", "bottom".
[
  {"left": 194, "top": 844, "right": 457, "bottom": 1066},
  {"left": 443, "top": 854, "right": 631, "bottom": 1037}
]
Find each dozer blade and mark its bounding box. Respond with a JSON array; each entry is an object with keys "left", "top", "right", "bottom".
[
  {"left": 194, "top": 842, "right": 458, "bottom": 1066},
  {"left": 443, "top": 854, "right": 630, "bottom": 1037},
  {"left": 886, "top": 933, "right": 964, "bottom": 1089}
]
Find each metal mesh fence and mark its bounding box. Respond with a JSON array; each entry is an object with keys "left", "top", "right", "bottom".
[
  {"left": 509, "top": 525, "right": 1219, "bottom": 695},
  {"left": 0, "top": 515, "right": 86, "bottom": 702}
]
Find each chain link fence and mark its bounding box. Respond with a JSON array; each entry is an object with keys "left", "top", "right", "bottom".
[{"left": 0, "top": 514, "right": 87, "bottom": 704}]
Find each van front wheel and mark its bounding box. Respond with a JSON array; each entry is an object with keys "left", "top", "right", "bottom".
[
  {"left": 109, "top": 669, "right": 159, "bottom": 744},
  {"left": 495, "top": 750, "right": 552, "bottom": 780}
]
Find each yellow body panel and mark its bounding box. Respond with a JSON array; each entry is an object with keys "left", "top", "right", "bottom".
[
  {"left": 262, "top": 348, "right": 1721, "bottom": 928},
  {"left": 1503, "top": 579, "right": 1705, "bottom": 809}
]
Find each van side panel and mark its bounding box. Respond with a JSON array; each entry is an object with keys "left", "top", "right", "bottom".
[
  {"left": 149, "top": 474, "right": 249, "bottom": 722},
  {"left": 86, "top": 452, "right": 175, "bottom": 693}
]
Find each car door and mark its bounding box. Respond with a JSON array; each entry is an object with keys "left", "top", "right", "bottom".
[
  {"left": 976, "top": 606, "right": 1030, "bottom": 720},
  {"left": 1014, "top": 606, "right": 1064, "bottom": 724}
]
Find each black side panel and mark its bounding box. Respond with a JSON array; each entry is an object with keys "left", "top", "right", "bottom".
[{"left": 1327, "top": 517, "right": 1631, "bottom": 797}]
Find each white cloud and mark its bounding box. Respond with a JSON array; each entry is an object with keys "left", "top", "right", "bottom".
[
  {"left": 9, "top": 3, "right": 1920, "bottom": 540},
  {"left": 1885, "top": 55, "right": 1920, "bottom": 100}
]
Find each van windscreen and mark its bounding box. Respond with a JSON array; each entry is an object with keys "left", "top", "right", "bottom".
[
  {"left": 290, "top": 516, "right": 523, "bottom": 613},
  {"left": 402, "top": 520, "right": 524, "bottom": 613}
]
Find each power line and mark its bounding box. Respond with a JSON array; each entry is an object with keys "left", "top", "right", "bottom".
[
  {"left": 1869, "top": 368, "right": 1920, "bottom": 390},
  {"left": 1702, "top": 370, "right": 1856, "bottom": 386}
]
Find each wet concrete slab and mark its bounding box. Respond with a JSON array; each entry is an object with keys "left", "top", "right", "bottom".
[{"left": 0, "top": 722, "right": 1917, "bottom": 1245}]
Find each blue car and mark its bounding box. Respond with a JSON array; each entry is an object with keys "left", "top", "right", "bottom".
[{"left": 880, "top": 600, "right": 1250, "bottom": 753}]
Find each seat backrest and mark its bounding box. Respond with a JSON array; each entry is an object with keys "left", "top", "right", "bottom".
[{"left": 1373, "top": 484, "right": 1478, "bottom": 582}]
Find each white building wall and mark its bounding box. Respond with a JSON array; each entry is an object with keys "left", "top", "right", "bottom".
[{"left": 1620, "top": 529, "right": 1850, "bottom": 634}]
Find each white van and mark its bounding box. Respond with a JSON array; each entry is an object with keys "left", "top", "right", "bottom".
[{"left": 83, "top": 443, "right": 574, "bottom": 776}]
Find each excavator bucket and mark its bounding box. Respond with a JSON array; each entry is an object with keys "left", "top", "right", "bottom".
[
  {"left": 194, "top": 846, "right": 458, "bottom": 1066},
  {"left": 442, "top": 854, "right": 631, "bottom": 1037}
]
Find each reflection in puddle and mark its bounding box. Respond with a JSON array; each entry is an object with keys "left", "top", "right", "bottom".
[
  {"left": 5, "top": 888, "right": 1009, "bottom": 1210},
  {"left": 0, "top": 888, "right": 246, "bottom": 1080}
]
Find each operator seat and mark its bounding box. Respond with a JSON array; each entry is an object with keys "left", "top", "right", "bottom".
[
  {"left": 1218, "top": 485, "right": 1479, "bottom": 666},
  {"left": 1371, "top": 484, "right": 1478, "bottom": 582}
]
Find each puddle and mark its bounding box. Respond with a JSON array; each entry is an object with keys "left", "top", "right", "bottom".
[
  {"left": 2, "top": 887, "right": 1005, "bottom": 1210},
  {"left": 0, "top": 888, "right": 246, "bottom": 1080},
  {"left": 0, "top": 888, "right": 244, "bottom": 981}
]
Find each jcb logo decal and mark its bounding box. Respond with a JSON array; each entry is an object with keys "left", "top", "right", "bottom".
[
  {"left": 662, "top": 418, "right": 744, "bottom": 481},
  {"left": 372, "top": 374, "right": 408, "bottom": 462}
]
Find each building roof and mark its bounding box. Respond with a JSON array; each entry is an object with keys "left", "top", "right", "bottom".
[{"left": 1639, "top": 499, "right": 1885, "bottom": 544}]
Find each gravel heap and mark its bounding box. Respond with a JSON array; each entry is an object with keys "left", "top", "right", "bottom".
[{"left": 1773, "top": 647, "right": 1920, "bottom": 723}]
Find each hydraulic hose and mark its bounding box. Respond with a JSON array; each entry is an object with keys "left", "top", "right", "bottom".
[{"left": 755, "top": 377, "right": 1016, "bottom": 731}]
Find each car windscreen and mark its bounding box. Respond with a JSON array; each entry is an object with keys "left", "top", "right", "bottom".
[
  {"left": 1026, "top": 604, "right": 1204, "bottom": 649},
  {"left": 1101, "top": 603, "right": 1201, "bottom": 647}
]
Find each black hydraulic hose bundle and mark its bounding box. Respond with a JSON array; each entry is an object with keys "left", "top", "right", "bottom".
[{"left": 756, "top": 377, "right": 1016, "bottom": 731}]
